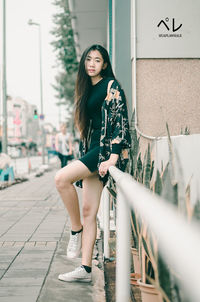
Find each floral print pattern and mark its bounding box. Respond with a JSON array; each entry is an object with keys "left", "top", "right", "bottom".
[{"left": 76, "top": 80, "right": 131, "bottom": 187}]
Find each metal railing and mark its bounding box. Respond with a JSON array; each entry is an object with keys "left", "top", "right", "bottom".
[{"left": 101, "top": 165, "right": 200, "bottom": 302}]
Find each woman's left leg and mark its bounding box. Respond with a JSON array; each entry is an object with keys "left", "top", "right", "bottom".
[
  {"left": 81, "top": 173, "right": 103, "bottom": 267},
  {"left": 58, "top": 173, "right": 103, "bottom": 283}
]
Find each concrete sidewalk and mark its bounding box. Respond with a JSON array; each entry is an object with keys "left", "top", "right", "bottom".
[{"left": 0, "top": 169, "right": 105, "bottom": 302}]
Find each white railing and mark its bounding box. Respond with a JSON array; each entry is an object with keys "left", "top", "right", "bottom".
[{"left": 101, "top": 166, "right": 200, "bottom": 302}]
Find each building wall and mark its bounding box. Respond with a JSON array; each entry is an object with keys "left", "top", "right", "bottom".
[
  {"left": 70, "top": 1, "right": 200, "bottom": 157},
  {"left": 7, "top": 97, "right": 39, "bottom": 143},
  {"left": 127, "top": 1, "right": 200, "bottom": 155},
  {"left": 136, "top": 59, "right": 200, "bottom": 138},
  {"left": 113, "top": 0, "right": 132, "bottom": 113}
]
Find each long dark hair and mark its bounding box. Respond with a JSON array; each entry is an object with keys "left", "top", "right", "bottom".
[{"left": 74, "top": 44, "right": 115, "bottom": 139}]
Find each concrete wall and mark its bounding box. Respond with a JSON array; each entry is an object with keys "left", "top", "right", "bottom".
[{"left": 135, "top": 59, "right": 200, "bottom": 138}]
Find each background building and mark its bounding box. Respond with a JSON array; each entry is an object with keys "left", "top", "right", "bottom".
[
  {"left": 69, "top": 0, "right": 200, "bottom": 200},
  {"left": 7, "top": 96, "right": 39, "bottom": 144},
  {"left": 69, "top": 0, "right": 200, "bottom": 145}
]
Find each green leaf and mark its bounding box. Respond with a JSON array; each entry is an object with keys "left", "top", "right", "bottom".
[
  {"left": 136, "top": 153, "right": 143, "bottom": 182},
  {"left": 154, "top": 170, "right": 162, "bottom": 195},
  {"left": 130, "top": 210, "right": 139, "bottom": 249},
  {"left": 158, "top": 254, "right": 172, "bottom": 301},
  {"left": 161, "top": 164, "right": 178, "bottom": 206},
  {"left": 143, "top": 143, "right": 151, "bottom": 188},
  {"left": 128, "top": 111, "right": 140, "bottom": 177},
  {"left": 193, "top": 200, "right": 200, "bottom": 221},
  {"left": 106, "top": 186, "right": 117, "bottom": 199}
]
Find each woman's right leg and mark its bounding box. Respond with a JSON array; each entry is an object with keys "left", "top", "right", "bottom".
[
  {"left": 81, "top": 174, "right": 103, "bottom": 267},
  {"left": 55, "top": 160, "right": 94, "bottom": 232}
]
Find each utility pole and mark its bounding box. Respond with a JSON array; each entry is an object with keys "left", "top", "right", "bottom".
[
  {"left": 2, "top": 0, "right": 7, "bottom": 153},
  {"left": 28, "top": 19, "right": 45, "bottom": 164}
]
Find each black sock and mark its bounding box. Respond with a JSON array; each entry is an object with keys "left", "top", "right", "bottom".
[
  {"left": 81, "top": 265, "right": 92, "bottom": 273},
  {"left": 71, "top": 227, "right": 83, "bottom": 235}
]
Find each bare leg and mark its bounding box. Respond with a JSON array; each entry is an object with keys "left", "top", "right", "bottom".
[
  {"left": 55, "top": 160, "right": 94, "bottom": 231},
  {"left": 82, "top": 174, "right": 103, "bottom": 266}
]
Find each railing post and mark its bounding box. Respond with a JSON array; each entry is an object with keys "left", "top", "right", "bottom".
[
  {"left": 103, "top": 185, "right": 110, "bottom": 259},
  {"left": 98, "top": 188, "right": 104, "bottom": 230},
  {"left": 116, "top": 186, "right": 130, "bottom": 302}
]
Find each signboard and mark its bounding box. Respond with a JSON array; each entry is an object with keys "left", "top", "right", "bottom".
[{"left": 136, "top": 0, "right": 200, "bottom": 58}]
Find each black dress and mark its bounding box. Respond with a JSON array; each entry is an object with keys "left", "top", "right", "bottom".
[{"left": 79, "top": 77, "right": 112, "bottom": 172}]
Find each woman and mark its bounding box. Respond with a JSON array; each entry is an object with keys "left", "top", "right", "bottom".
[
  {"left": 55, "top": 44, "right": 131, "bottom": 283},
  {"left": 55, "top": 123, "right": 73, "bottom": 168}
]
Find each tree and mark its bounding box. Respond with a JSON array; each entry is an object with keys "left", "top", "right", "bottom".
[{"left": 51, "top": 0, "right": 78, "bottom": 111}]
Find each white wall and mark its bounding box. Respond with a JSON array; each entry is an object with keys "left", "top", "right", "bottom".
[
  {"left": 155, "top": 134, "right": 200, "bottom": 205},
  {"left": 135, "top": 0, "right": 200, "bottom": 58}
]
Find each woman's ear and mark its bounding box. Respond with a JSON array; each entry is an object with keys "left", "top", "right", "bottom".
[{"left": 103, "top": 62, "right": 107, "bottom": 70}]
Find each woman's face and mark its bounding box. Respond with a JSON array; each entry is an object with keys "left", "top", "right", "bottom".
[{"left": 85, "top": 50, "right": 106, "bottom": 78}]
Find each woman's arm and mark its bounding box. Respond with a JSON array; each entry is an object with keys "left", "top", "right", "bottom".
[
  {"left": 99, "top": 83, "right": 131, "bottom": 177},
  {"left": 98, "top": 154, "right": 119, "bottom": 177}
]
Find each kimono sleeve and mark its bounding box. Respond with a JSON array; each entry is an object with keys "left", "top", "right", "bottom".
[{"left": 110, "top": 87, "right": 131, "bottom": 150}]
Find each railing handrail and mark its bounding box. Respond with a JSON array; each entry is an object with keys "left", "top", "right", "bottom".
[{"left": 108, "top": 165, "right": 200, "bottom": 302}]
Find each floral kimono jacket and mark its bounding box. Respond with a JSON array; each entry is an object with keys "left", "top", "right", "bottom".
[{"left": 76, "top": 79, "right": 131, "bottom": 188}]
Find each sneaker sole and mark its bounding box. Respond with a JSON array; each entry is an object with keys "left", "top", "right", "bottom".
[{"left": 58, "top": 276, "right": 92, "bottom": 283}]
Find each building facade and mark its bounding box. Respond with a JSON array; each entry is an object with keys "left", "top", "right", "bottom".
[
  {"left": 69, "top": 0, "right": 200, "bottom": 150},
  {"left": 68, "top": 0, "right": 200, "bottom": 202},
  {"left": 7, "top": 96, "right": 40, "bottom": 145}
]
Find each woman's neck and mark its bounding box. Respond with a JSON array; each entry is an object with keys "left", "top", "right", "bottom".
[{"left": 91, "top": 76, "right": 103, "bottom": 86}]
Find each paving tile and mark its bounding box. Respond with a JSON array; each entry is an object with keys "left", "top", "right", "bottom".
[
  {"left": 34, "top": 242, "right": 47, "bottom": 247},
  {"left": 12, "top": 253, "right": 53, "bottom": 261},
  {"left": 0, "top": 277, "right": 44, "bottom": 287},
  {"left": 2, "top": 242, "right": 15, "bottom": 247},
  {"left": 4, "top": 268, "right": 48, "bottom": 279},
  {"left": 24, "top": 242, "right": 36, "bottom": 248},
  {"left": 0, "top": 255, "right": 18, "bottom": 262},
  {"left": 0, "top": 247, "right": 22, "bottom": 254},
  {"left": 46, "top": 242, "right": 57, "bottom": 248},
  {"left": 0, "top": 286, "right": 40, "bottom": 297},
  {"left": 0, "top": 262, "right": 11, "bottom": 270},
  {"left": 0, "top": 296, "right": 37, "bottom": 302},
  {"left": 21, "top": 248, "right": 54, "bottom": 255},
  {"left": 12, "top": 241, "right": 25, "bottom": 246},
  {"left": 31, "top": 236, "right": 61, "bottom": 241},
  {"left": 10, "top": 261, "right": 50, "bottom": 270},
  {"left": 0, "top": 269, "right": 5, "bottom": 278},
  {"left": 0, "top": 237, "right": 30, "bottom": 242}
]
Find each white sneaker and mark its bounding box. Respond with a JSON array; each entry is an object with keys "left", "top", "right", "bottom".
[
  {"left": 67, "top": 231, "right": 82, "bottom": 259},
  {"left": 58, "top": 266, "right": 92, "bottom": 283}
]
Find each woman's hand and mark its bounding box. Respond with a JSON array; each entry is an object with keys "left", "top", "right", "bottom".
[{"left": 98, "top": 154, "right": 119, "bottom": 177}]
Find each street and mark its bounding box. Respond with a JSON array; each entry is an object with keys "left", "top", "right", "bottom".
[
  {"left": 10, "top": 155, "right": 56, "bottom": 176},
  {"left": 0, "top": 169, "right": 105, "bottom": 302}
]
